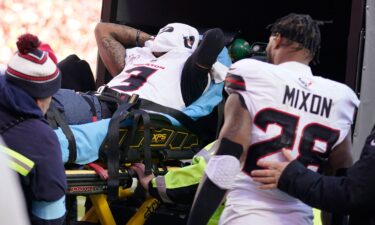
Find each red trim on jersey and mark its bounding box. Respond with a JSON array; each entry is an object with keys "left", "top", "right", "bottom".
[
  {"left": 225, "top": 77, "right": 245, "bottom": 87},
  {"left": 7, "top": 67, "right": 59, "bottom": 81}
]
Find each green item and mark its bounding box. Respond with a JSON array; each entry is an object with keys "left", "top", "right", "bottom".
[
  {"left": 228, "top": 38, "right": 251, "bottom": 62},
  {"left": 229, "top": 38, "right": 268, "bottom": 62},
  {"left": 207, "top": 203, "right": 225, "bottom": 225}
]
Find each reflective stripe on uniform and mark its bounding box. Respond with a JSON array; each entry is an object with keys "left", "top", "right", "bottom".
[
  {"left": 152, "top": 156, "right": 207, "bottom": 190},
  {"left": 195, "top": 148, "right": 211, "bottom": 163},
  {"left": 195, "top": 140, "right": 217, "bottom": 163},
  {"left": 0, "top": 145, "right": 35, "bottom": 176},
  {"left": 203, "top": 141, "right": 216, "bottom": 152},
  {"left": 155, "top": 176, "right": 174, "bottom": 204},
  {"left": 150, "top": 141, "right": 217, "bottom": 202}
]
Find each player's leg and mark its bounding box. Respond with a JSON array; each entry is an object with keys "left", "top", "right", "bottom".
[{"left": 181, "top": 28, "right": 225, "bottom": 106}]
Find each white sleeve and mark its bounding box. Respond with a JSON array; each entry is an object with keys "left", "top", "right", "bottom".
[
  {"left": 333, "top": 86, "right": 360, "bottom": 148},
  {"left": 0, "top": 141, "right": 30, "bottom": 225}
]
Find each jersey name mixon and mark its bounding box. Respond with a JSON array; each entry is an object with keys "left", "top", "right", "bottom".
[{"left": 282, "top": 85, "right": 332, "bottom": 118}]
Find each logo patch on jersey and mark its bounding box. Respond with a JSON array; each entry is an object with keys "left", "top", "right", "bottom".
[
  {"left": 225, "top": 74, "right": 246, "bottom": 91},
  {"left": 127, "top": 53, "right": 141, "bottom": 64},
  {"left": 371, "top": 139, "right": 375, "bottom": 146},
  {"left": 183, "top": 36, "right": 196, "bottom": 49},
  {"left": 298, "top": 77, "right": 313, "bottom": 88}
]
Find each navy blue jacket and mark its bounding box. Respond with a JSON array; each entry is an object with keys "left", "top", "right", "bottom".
[
  {"left": 0, "top": 77, "right": 67, "bottom": 225},
  {"left": 279, "top": 126, "right": 375, "bottom": 225}
]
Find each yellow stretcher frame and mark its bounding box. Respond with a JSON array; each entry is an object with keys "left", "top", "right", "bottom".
[
  {"left": 66, "top": 169, "right": 324, "bottom": 225},
  {"left": 74, "top": 187, "right": 161, "bottom": 225},
  {"left": 66, "top": 169, "right": 163, "bottom": 225},
  {"left": 86, "top": 195, "right": 160, "bottom": 225}
]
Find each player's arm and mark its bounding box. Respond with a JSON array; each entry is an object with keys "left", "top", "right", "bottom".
[
  {"left": 94, "top": 22, "right": 151, "bottom": 77},
  {"left": 321, "top": 130, "right": 353, "bottom": 225},
  {"left": 327, "top": 130, "right": 354, "bottom": 171},
  {"left": 187, "top": 93, "right": 252, "bottom": 225}
]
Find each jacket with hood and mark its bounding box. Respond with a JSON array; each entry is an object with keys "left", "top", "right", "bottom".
[{"left": 0, "top": 76, "right": 67, "bottom": 225}]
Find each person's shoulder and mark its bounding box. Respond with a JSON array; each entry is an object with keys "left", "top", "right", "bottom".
[
  {"left": 228, "top": 58, "right": 273, "bottom": 79},
  {"left": 126, "top": 46, "right": 149, "bottom": 55},
  {"left": 22, "top": 118, "right": 53, "bottom": 130},
  {"left": 230, "top": 58, "right": 270, "bottom": 71},
  {"left": 314, "top": 76, "right": 359, "bottom": 106},
  {"left": 4, "top": 118, "right": 62, "bottom": 165},
  {"left": 125, "top": 46, "right": 156, "bottom": 63},
  {"left": 225, "top": 59, "right": 275, "bottom": 92},
  {"left": 21, "top": 119, "right": 60, "bottom": 147},
  {"left": 314, "top": 76, "right": 357, "bottom": 95},
  {"left": 313, "top": 75, "right": 345, "bottom": 87}
]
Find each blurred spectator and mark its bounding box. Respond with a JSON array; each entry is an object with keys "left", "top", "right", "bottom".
[{"left": 0, "top": 0, "right": 102, "bottom": 77}]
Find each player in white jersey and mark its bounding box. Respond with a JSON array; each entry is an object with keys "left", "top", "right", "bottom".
[
  {"left": 99, "top": 22, "right": 202, "bottom": 111},
  {"left": 51, "top": 22, "right": 225, "bottom": 124},
  {"left": 187, "top": 13, "right": 359, "bottom": 225},
  {"left": 106, "top": 42, "right": 192, "bottom": 110}
]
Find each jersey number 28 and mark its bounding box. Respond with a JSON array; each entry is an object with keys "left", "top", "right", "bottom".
[{"left": 244, "top": 108, "right": 340, "bottom": 174}]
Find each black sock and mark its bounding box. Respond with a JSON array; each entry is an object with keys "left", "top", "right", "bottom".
[
  {"left": 180, "top": 28, "right": 225, "bottom": 106},
  {"left": 195, "top": 28, "right": 225, "bottom": 68}
]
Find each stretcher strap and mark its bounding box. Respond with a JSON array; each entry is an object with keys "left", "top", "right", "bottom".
[
  {"left": 87, "top": 162, "right": 108, "bottom": 180},
  {"left": 139, "top": 98, "right": 203, "bottom": 137},
  {"left": 81, "top": 94, "right": 98, "bottom": 122},
  {"left": 133, "top": 109, "right": 152, "bottom": 175},
  {"left": 106, "top": 104, "right": 134, "bottom": 201},
  {"left": 119, "top": 112, "right": 141, "bottom": 163},
  {"left": 48, "top": 105, "right": 77, "bottom": 163},
  {"left": 106, "top": 95, "right": 140, "bottom": 201}
]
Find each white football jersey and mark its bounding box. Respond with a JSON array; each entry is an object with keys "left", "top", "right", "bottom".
[
  {"left": 107, "top": 47, "right": 191, "bottom": 110},
  {"left": 220, "top": 59, "right": 359, "bottom": 225}
]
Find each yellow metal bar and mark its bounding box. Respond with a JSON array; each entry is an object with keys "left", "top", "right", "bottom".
[
  {"left": 119, "top": 187, "right": 134, "bottom": 199},
  {"left": 126, "top": 197, "right": 161, "bottom": 225},
  {"left": 90, "top": 194, "right": 116, "bottom": 225},
  {"left": 80, "top": 207, "right": 99, "bottom": 223},
  {"left": 66, "top": 170, "right": 99, "bottom": 175}
]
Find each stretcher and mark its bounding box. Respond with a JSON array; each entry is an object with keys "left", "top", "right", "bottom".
[
  {"left": 64, "top": 113, "right": 205, "bottom": 225},
  {"left": 66, "top": 168, "right": 191, "bottom": 224},
  {"left": 65, "top": 168, "right": 157, "bottom": 225},
  {"left": 59, "top": 78, "right": 225, "bottom": 224}
]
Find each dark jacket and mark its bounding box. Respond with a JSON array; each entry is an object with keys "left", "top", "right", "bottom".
[
  {"left": 278, "top": 126, "right": 375, "bottom": 225},
  {"left": 0, "top": 76, "right": 67, "bottom": 225}
]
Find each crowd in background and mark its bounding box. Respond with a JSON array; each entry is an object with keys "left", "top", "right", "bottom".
[{"left": 0, "top": 0, "right": 102, "bottom": 77}]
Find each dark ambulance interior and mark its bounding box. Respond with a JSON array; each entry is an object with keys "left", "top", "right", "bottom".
[{"left": 97, "top": 0, "right": 365, "bottom": 93}]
